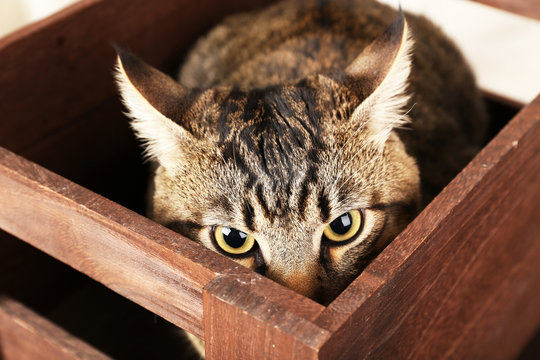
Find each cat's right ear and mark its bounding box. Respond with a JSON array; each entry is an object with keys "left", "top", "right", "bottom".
[
  {"left": 114, "top": 46, "right": 195, "bottom": 170},
  {"left": 343, "top": 10, "right": 413, "bottom": 149}
]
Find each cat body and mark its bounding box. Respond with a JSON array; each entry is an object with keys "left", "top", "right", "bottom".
[{"left": 116, "top": 0, "right": 486, "bottom": 310}]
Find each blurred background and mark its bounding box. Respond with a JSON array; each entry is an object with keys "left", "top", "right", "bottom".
[
  {"left": 0, "top": 0, "right": 76, "bottom": 37},
  {"left": 0, "top": 0, "right": 539, "bottom": 105}
]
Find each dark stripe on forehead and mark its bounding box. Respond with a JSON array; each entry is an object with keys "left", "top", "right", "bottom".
[
  {"left": 221, "top": 141, "right": 254, "bottom": 175},
  {"left": 271, "top": 103, "right": 304, "bottom": 148},
  {"left": 212, "top": 195, "right": 233, "bottom": 214},
  {"left": 257, "top": 137, "right": 271, "bottom": 175},
  {"left": 255, "top": 184, "right": 271, "bottom": 219},
  {"left": 242, "top": 88, "right": 262, "bottom": 124},
  {"left": 216, "top": 88, "right": 244, "bottom": 142},
  {"left": 242, "top": 200, "right": 256, "bottom": 233},
  {"left": 308, "top": 148, "right": 321, "bottom": 163},
  {"left": 306, "top": 164, "right": 318, "bottom": 183},
  {"left": 292, "top": 113, "right": 316, "bottom": 140},
  {"left": 317, "top": 189, "right": 331, "bottom": 223},
  {"left": 296, "top": 79, "right": 322, "bottom": 132},
  {"left": 297, "top": 180, "right": 310, "bottom": 218},
  {"left": 247, "top": 172, "right": 257, "bottom": 189}
]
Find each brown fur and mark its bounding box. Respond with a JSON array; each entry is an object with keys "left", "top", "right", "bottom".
[{"left": 115, "top": 0, "right": 487, "bottom": 309}]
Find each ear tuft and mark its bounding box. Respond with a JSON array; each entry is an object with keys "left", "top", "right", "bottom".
[
  {"left": 346, "top": 10, "right": 414, "bottom": 149},
  {"left": 114, "top": 47, "right": 193, "bottom": 169}
]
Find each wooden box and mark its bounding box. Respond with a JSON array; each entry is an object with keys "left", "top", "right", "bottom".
[{"left": 0, "top": 0, "right": 539, "bottom": 359}]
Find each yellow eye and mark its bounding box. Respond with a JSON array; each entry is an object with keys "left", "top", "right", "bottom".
[
  {"left": 323, "top": 210, "right": 363, "bottom": 243},
  {"left": 213, "top": 225, "right": 256, "bottom": 255}
]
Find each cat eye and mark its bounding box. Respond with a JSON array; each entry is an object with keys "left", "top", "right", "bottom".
[
  {"left": 323, "top": 209, "right": 363, "bottom": 244},
  {"left": 212, "top": 225, "right": 256, "bottom": 255}
]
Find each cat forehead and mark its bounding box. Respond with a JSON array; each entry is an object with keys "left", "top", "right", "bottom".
[{"left": 189, "top": 77, "right": 352, "bottom": 126}]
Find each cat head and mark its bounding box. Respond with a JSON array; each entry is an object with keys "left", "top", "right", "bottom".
[{"left": 115, "top": 12, "right": 420, "bottom": 304}]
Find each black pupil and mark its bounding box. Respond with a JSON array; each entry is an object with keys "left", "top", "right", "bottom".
[
  {"left": 330, "top": 213, "right": 352, "bottom": 235},
  {"left": 222, "top": 227, "right": 247, "bottom": 248}
]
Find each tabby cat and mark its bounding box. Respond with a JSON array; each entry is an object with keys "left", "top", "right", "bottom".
[{"left": 115, "top": 0, "right": 486, "bottom": 354}]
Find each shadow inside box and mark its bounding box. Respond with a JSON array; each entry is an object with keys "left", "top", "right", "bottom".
[{"left": 0, "top": 231, "right": 199, "bottom": 360}]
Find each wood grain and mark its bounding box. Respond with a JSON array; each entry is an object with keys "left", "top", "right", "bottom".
[
  {"left": 0, "top": 296, "right": 111, "bottom": 360},
  {"left": 0, "top": 144, "right": 322, "bottom": 341},
  {"left": 315, "top": 95, "right": 540, "bottom": 359},
  {"left": 471, "top": 0, "right": 540, "bottom": 20},
  {"left": 0, "top": 0, "right": 276, "bottom": 154},
  {"left": 203, "top": 274, "right": 327, "bottom": 359},
  {"left": 0, "top": 145, "right": 232, "bottom": 338}
]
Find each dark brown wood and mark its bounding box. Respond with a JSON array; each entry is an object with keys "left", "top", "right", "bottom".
[
  {"left": 0, "top": 0, "right": 276, "bottom": 154},
  {"left": 0, "top": 144, "right": 323, "bottom": 341},
  {"left": 315, "top": 95, "right": 540, "bottom": 359},
  {"left": 471, "top": 0, "right": 540, "bottom": 20},
  {"left": 0, "top": 296, "right": 111, "bottom": 360},
  {"left": 0, "top": 145, "right": 236, "bottom": 338},
  {"left": 203, "top": 274, "right": 327, "bottom": 360}
]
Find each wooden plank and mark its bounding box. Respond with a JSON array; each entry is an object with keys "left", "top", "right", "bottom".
[
  {"left": 203, "top": 274, "right": 328, "bottom": 360},
  {"left": 315, "top": 94, "right": 540, "bottom": 359},
  {"left": 0, "top": 296, "right": 111, "bottom": 360},
  {"left": 0, "top": 0, "right": 276, "bottom": 154},
  {"left": 0, "top": 146, "right": 323, "bottom": 341},
  {"left": 439, "top": 231, "right": 540, "bottom": 359},
  {"left": 0, "top": 146, "right": 235, "bottom": 338},
  {"left": 471, "top": 0, "right": 540, "bottom": 20}
]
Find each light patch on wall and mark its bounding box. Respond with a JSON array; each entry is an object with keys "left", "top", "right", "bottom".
[
  {"left": 379, "top": 0, "right": 540, "bottom": 105},
  {"left": 0, "top": 0, "right": 79, "bottom": 38}
]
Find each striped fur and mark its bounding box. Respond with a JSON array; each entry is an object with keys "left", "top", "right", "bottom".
[{"left": 115, "top": 0, "right": 486, "bottom": 312}]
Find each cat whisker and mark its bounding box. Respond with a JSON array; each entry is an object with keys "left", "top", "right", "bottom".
[
  {"left": 217, "top": 151, "right": 232, "bottom": 173},
  {"left": 232, "top": 136, "right": 238, "bottom": 173}
]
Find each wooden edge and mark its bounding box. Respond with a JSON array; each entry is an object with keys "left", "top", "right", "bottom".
[
  {"left": 470, "top": 0, "right": 540, "bottom": 21},
  {"left": 0, "top": 146, "right": 241, "bottom": 338},
  {"left": 0, "top": 146, "right": 324, "bottom": 341},
  {"left": 313, "top": 94, "right": 540, "bottom": 353},
  {"left": 0, "top": 295, "right": 111, "bottom": 360},
  {"left": 0, "top": 0, "right": 278, "bottom": 153},
  {"left": 203, "top": 274, "right": 328, "bottom": 360}
]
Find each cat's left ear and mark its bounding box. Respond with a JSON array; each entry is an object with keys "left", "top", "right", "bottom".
[
  {"left": 114, "top": 46, "right": 198, "bottom": 170},
  {"left": 345, "top": 9, "right": 413, "bottom": 148}
]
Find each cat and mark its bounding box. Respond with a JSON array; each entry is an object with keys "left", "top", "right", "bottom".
[{"left": 115, "top": 0, "right": 486, "bottom": 356}]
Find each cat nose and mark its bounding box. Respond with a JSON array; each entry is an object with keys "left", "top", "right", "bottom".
[{"left": 266, "top": 267, "right": 320, "bottom": 299}]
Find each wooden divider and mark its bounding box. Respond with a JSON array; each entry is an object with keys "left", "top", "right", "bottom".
[
  {"left": 0, "top": 296, "right": 112, "bottom": 360},
  {"left": 314, "top": 95, "right": 540, "bottom": 359},
  {"left": 0, "top": 0, "right": 276, "bottom": 155},
  {"left": 0, "top": 144, "right": 323, "bottom": 343}
]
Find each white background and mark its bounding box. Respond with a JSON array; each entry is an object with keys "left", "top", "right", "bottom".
[{"left": 1, "top": 0, "right": 539, "bottom": 104}]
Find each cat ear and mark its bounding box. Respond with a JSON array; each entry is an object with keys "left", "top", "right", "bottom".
[
  {"left": 345, "top": 9, "right": 413, "bottom": 148},
  {"left": 114, "top": 46, "right": 195, "bottom": 170}
]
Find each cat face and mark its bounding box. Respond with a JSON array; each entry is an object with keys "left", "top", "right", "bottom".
[{"left": 115, "top": 13, "right": 420, "bottom": 304}]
